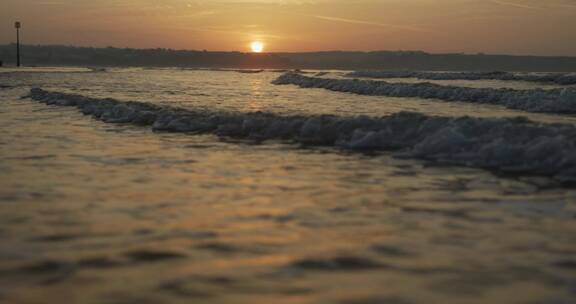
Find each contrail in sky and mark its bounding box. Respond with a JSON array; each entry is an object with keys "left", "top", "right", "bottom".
[
  {"left": 312, "top": 15, "right": 431, "bottom": 32},
  {"left": 491, "top": 0, "right": 542, "bottom": 10}
]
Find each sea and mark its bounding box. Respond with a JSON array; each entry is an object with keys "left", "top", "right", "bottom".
[{"left": 1, "top": 67, "right": 576, "bottom": 304}]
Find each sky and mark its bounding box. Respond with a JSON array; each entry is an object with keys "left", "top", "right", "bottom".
[{"left": 1, "top": 0, "right": 576, "bottom": 56}]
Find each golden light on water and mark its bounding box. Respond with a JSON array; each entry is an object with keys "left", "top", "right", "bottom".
[{"left": 250, "top": 41, "right": 264, "bottom": 53}]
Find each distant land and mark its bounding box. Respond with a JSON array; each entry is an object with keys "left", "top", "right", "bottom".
[{"left": 2, "top": 44, "right": 576, "bottom": 72}]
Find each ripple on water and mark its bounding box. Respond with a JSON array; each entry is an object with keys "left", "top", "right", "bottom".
[
  {"left": 285, "top": 256, "right": 385, "bottom": 272},
  {"left": 1, "top": 72, "right": 576, "bottom": 304},
  {"left": 12, "top": 260, "right": 77, "bottom": 285},
  {"left": 124, "top": 250, "right": 188, "bottom": 263}
]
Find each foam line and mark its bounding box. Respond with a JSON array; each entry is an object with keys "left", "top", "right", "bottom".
[
  {"left": 346, "top": 71, "right": 576, "bottom": 85},
  {"left": 27, "top": 88, "right": 576, "bottom": 183},
  {"left": 273, "top": 73, "right": 576, "bottom": 114}
]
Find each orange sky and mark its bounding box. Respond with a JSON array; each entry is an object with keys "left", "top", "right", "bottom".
[{"left": 1, "top": 0, "right": 575, "bottom": 56}]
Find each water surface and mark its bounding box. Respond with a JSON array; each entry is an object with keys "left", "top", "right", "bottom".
[{"left": 1, "top": 69, "right": 576, "bottom": 304}]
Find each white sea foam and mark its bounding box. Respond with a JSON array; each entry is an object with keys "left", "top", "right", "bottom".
[
  {"left": 27, "top": 88, "right": 576, "bottom": 183},
  {"left": 347, "top": 71, "right": 576, "bottom": 85},
  {"left": 272, "top": 73, "right": 576, "bottom": 114}
]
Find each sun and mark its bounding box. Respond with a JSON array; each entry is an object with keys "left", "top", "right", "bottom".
[{"left": 250, "top": 41, "right": 264, "bottom": 53}]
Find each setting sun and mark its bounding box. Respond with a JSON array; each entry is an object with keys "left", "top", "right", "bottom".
[{"left": 250, "top": 41, "right": 264, "bottom": 53}]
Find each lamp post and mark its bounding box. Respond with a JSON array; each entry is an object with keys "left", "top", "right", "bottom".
[{"left": 15, "top": 21, "right": 21, "bottom": 67}]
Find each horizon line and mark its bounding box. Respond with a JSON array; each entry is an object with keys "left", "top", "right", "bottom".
[{"left": 1, "top": 43, "right": 575, "bottom": 58}]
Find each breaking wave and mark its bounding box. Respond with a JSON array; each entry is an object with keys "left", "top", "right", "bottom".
[
  {"left": 27, "top": 88, "right": 576, "bottom": 183},
  {"left": 346, "top": 70, "right": 576, "bottom": 85},
  {"left": 272, "top": 73, "right": 576, "bottom": 114}
]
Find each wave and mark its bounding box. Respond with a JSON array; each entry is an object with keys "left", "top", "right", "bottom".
[
  {"left": 27, "top": 88, "right": 576, "bottom": 184},
  {"left": 346, "top": 70, "right": 576, "bottom": 85},
  {"left": 272, "top": 73, "right": 576, "bottom": 114},
  {"left": 88, "top": 67, "right": 108, "bottom": 73},
  {"left": 235, "top": 69, "right": 264, "bottom": 74}
]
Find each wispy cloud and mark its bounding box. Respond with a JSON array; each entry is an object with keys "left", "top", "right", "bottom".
[
  {"left": 312, "top": 15, "right": 431, "bottom": 32},
  {"left": 490, "top": 0, "right": 576, "bottom": 12},
  {"left": 194, "top": 26, "right": 285, "bottom": 39},
  {"left": 547, "top": 1, "right": 576, "bottom": 9},
  {"left": 490, "top": 0, "right": 542, "bottom": 10}
]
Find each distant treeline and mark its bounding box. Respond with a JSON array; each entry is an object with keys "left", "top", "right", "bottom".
[
  {"left": 0, "top": 45, "right": 291, "bottom": 68},
  {"left": 1, "top": 44, "right": 576, "bottom": 72}
]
